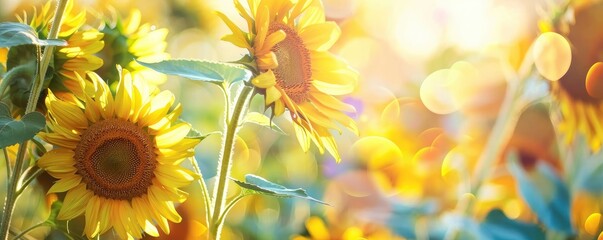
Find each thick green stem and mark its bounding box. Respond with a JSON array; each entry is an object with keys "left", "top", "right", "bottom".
[
  {"left": 0, "top": 1, "right": 68, "bottom": 239},
  {"left": 189, "top": 157, "right": 212, "bottom": 236},
  {"left": 210, "top": 86, "right": 253, "bottom": 239}
]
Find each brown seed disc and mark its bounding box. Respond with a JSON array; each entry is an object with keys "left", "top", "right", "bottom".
[
  {"left": 269, "top": 23, "right": 312, "bottom": 104},
  {"left": 74, "top": 118, "right": 156, "bottom": 200}
]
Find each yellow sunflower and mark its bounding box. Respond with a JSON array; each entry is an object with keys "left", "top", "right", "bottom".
[
  {"left": 545, "top": 1, "right": 603, "bottom": 152},
  {"left": 292, "top": 216, "right": 403, "bottom": 240},
  {"left": 37, "top": 69, "right": 199, "bottom": 239},
  {"left": 0, "top": 47, "right": 7, "bottom": 67},
  {"left": 98, "top": 9, "right": 169, "bottom": 86},
  {"left": 219, "top": 0, "right": 358, "bottom": 161},
  {"left": 14, "top": 0, "right": 103, "bottom": 101}
]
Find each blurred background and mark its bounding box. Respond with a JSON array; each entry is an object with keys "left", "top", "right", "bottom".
[{"left": 2, "top": 0, "right": 602, "bottom": 239}]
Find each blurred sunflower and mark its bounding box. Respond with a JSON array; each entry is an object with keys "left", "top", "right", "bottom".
[
  {"left": 219, "top": 0, "right": 358, "bottom": 161},
  {"left": 37, "top": 69, "right": 199, "bottom": 239},
  {"left": 292, "top": 216, "right": 402, "bottom": 240},
  {"left": 12, "top": 0, "right": 103, "bottom": 104},
  {"left": 0, "top": 47, "right": 6, "bottom": 67},
  {"left": 99, "top": 9, "right": 169, "bottom": 87},
  {"left": 544, "top": 1, "right": 603, "bottom": 152}
]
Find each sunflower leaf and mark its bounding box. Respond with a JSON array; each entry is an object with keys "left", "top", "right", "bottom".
[
  {"left": 479, "top": 209, "right": 545, "bottom": 240},
  {"left": 0, "top": 102, "right": 46, "bottom": 148},
  {"left": 507, "top": 152, "right": 574, "bottom": 234},
  {"left": 137, "top": 59, "right": 252, "bottom": 84},
  {"left": 242, "top": 112, "right": 286, "bottom": 135},
  {"left": 0, "top": 22, "right": 67, "bottom": 47},
  {"left": 232, "top": 174, "right": 328, "bottom": 205}
]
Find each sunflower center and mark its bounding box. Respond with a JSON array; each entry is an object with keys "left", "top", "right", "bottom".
[
  {"left": 269, "top": 23, "right": 312, "bottom": 104},
  {"left": 74, "top": 118, "right": 156, "bottom": 200},
  {"left": 558, "top": 3, "right": 603, "bottom": 102}
]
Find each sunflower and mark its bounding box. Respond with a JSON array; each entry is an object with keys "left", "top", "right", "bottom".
[
  {"left": 37, "top": 69, "right": 199, "bottom": 239},
  {"left": 219, "top": 0, "right": 358, "bottom": 161},
  {"left": 98, "top": 9, "right": 169, "bottom": 87},
  {"left": 12, "top": 0, "right": 104, "bottom": 103},
  {"left": 0, "top": 47, "right": 7, "bottom": 67},
  {"left": 292, "top": 216, "right": 402, "bottom": 240},
  {"left": 545, "top": 1, "right": 603, "bottom": 152}
]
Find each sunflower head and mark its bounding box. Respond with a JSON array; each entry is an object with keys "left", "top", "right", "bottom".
[
  {"left": 6, "top": 0, "right": 104, "bottom": 113},
  {"left": 545, "top": 1, "right": 603, "bottom": 152},
  {"left": 37, "top": 68, "right": 200, "bottom": 239},
  {"left": 219, "top": 0, "right": 358, "bottom": 161},
  {"left": 98, "top": 9, "right": 170, "bottom": 87}
]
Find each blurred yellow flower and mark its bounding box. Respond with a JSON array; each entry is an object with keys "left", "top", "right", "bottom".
[
  {"left": 99, "top": 9, "right": 170, "bottom": 86},
  {"left": 37, "top": 69, "right": 199, "bottom": 239},
  {"left": 571, "top": 191, "right": 602, "bottom": 239},
  {"left": 547, "top": 1, "right": 603, "bottom": 152},
  {"left": 17, "top": 0, "right": 104, "bottom": 99},
  {"left": 0, "top": 47, "right": 7, "bottom": 67},
  {"left": 292, "top": 216, "right": 402, "bottom": 240},
  {"left": 219, "top": 0, "right": 358, "bottom": 161}
]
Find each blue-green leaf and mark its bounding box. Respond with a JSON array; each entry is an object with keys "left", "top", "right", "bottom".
[
  {"left": 0, "top": 102, "right": 46, "bottom": 148},
  {"left": 242, "top": 112, "right": 285, "bottom": 135},
  {"left": 0, "top": 22, "right": 67, "bottom": 47},
  {"left": 388, "top": 201, "right": 444, "bottom": 239},
  {"left": 138, "top": 59, "right": 252, "bottom": 84},
  {"left": 233, "top": 174, "right": 328, "bottom": 205},
  {"left": 480, "top": 209, "right": 545, "bottom": 240},
  {"left": 508, "top": 153, "right": 574, "bottom": 234}
]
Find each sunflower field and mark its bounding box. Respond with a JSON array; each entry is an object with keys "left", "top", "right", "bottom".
[{"left": 0, "top": 0, "right": 602, "bottom": 239}]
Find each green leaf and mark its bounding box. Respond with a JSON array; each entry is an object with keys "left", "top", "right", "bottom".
[
  {"left": 0, "top": 102, "right": 46, "bottom": 148},
  {"left": 507, "top": 152, "right": 574, "bottom": 234},
  {"left": 480, "top": 209, "right": 545, "bottom": 240},
  {"left": 232, "top": 174, "right": 328, "bottom": 205},
  {"left": 45, "top": 200, "right": 62, "bottom": 227},
  {"left": 0, "top": 22, "right": 67, "bottom": 47},
  {"left": 137, "top": 59, "right": 252, "bottom": 84},
  {"left": 242, "top": 112, "right": 285, "bottom": 135}
]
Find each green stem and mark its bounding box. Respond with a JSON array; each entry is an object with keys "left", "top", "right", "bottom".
[
  {"left": 2, "top": 148, "right": 9, "bottom": 180},
  {"left": 0, "top": 143, "right": 28, "bottom": 240},
  {"left": 11, "top": 222, "right": 46, "bottom": 240},
  {"left": 215, "top": 194, "right": 246, "bottom": 230},
  {"left": 210, "top": 86, "right": 253, "bottom": 239},
  {"left": 189, "top": 157, "right": 212, "bottom": 233},
  {"left": 0, "top": 1, "right": 68, "bottom": 239},
  {"left": 16, "top": 167, "right": 43, "bottom": 196}
]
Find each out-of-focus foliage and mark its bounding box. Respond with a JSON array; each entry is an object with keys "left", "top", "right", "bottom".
[{"left": 1, "top": 0, "right": 603, "bottom": 239}]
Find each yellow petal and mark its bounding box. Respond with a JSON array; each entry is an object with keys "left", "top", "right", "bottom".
[
  {"left": 216, "top": 12, "right": 251, "bottom": 49},
  {"left": 148, "top": 186, "right": 182, "bottom": 223},
  {"left": 251, "top": 70, "right": 276, "bottom": 88},
  {"left": 257, "top": 52, "right": 278, "bottom": 69},
  {"left": 114, "top": 69, "right": 133, "bottom": 120},
  {"left": 37, "top": 148, "right": 76, "bottom": 173},
  {"left": 306, "top": 217, "right": 330, "bottom": 240},
  {"left": 256, "top": 30, "right": 286, "bottom": 55},
  {"left": 139, "top": 90, "right": 175, "bottom": 127},
  {"left": 85, "top": 196, "right": 102, "bottom": 238},
  {"left": 47, "top": 92, "right": 87, "bottom": 130},
  {"left": 297, "top": 6, "right": 325, "bottom": 30},
  {"left": 299, "top": 22, "right": 341, "bottom": 51},
  {"left": 155, "top": 122, "right": 191, "bottom": 148},
  {"left": 274, "top": 99, "right": 286, "bottom": 116},
  {"left": 265, "top": 86, "right": 283, "bottom": 105},
  {"left": 48, "top": 175, "right": 81, "bottom": 193},
  {"left": 155, "top": 164, "right": 196, "bottom": 188},
  {"left": 57, "top": 184, "right": 92, "bottom": 220}
]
